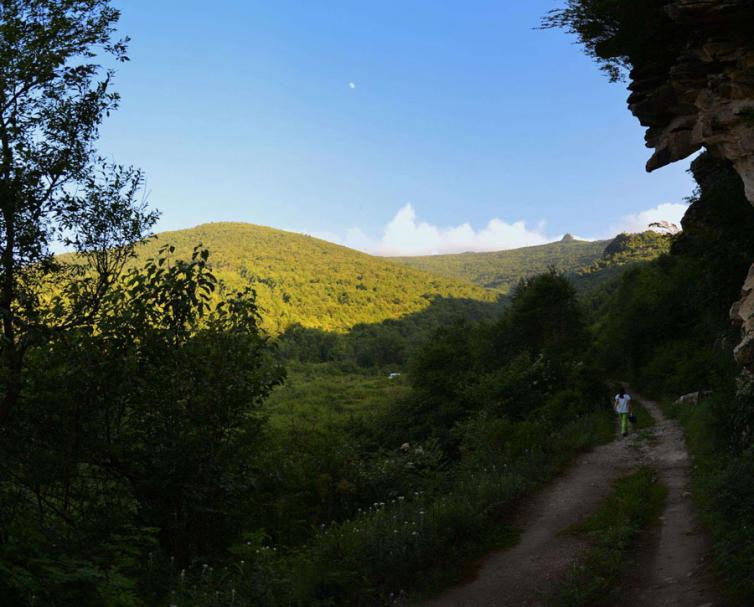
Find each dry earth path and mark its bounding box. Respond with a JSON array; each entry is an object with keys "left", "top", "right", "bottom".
[
  {"left": 419, "top": 394, "right": 716, "bottom": 607},
  {"left": 614, "top": 394, "right": 716, "bottom": 607}
]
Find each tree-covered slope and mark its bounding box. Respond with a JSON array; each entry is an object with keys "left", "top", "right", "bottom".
[
  {"left": 389, "top": 238, "right": 611, "bottom": 293},
  {"left": 134, "top": 225, "right": 671, "bottom": 337},
  {"left": 135, "top": 223, "right": 498, "bottom": 334},
  {"left": 570, "top": 230, "right": 673, "bottom": 295},
  {"left": 389, "top": 232, "right": 672, "bottom": 295}
]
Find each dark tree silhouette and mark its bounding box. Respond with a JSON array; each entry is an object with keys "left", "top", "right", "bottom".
[{"left": 0, "top": 1, "right": 156, "bottom": 422}]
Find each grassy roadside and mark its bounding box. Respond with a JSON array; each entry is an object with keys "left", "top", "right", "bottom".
[
  {"left": 549, "top": 467, "right": 667, "bottom": 607},
  {"left": 409, "top": 409, "right": 616, "bottom": 603},
  {"left": 168, "top": 410, "right": 615, "bottom": 606},
  {"left": 630, "top": 398, "right": 655, "bottom": 430},
  {"left": 663, "top": 393, "right": 754, "bottom": 605}
]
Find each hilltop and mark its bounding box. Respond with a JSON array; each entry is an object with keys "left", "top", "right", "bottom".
[
  {"left": 389, "top": 238, "right": 609, "bottom": 292},
  {"left": 132, "top": 224, "right": 672, "bottom": 337},
  {"left": 135, "top": 223, "right": 498, "bottom": 334},
  {"left": 389, "top": 232, "right": 671, "bottom": 294}
]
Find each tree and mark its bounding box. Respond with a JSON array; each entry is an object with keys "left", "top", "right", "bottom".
[
  {"left": 87, "top": 247, "right": 285, "bottom": 560},
  {"left": 494, "top": 271, "right": 589, "bottom": 362},
  {"left": 2, "top": 247, "right": 285, "bottom": 602},
  {"left": 0, "top": 1, "right": 156, "bottom": 423},
  {"left": 540, "top": 0, "right": 675, "bottom": 82}
]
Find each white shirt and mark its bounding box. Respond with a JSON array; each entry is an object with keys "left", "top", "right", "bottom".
[{"left": 614, "top": 394, "right": 631, "bottom": 413}]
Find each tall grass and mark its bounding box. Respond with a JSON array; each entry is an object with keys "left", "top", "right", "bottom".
[
  {"left": 264, "top": 362, "right": 410, "bottom": 429},
  {"left": 167, "top": 409, "right": 614, "bottom": 606},
  {"left": 551, "top": 468, "right": 666, "bottom": 606},
  {"left": 666, "top": 393, "right": 754, "bottom": 605}
]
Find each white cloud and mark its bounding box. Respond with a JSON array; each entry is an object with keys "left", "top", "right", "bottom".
[
  {"left": 341, "top": 203, "right": 552, "bottom": 256},
  {"left": 293, "top": 201, "right": 690, "bottom": 258},
  {"left": 348, "top": 82, "right": 356, "bottom": 89},
  {"left": 612, "top": 202, "right": 687, "bottom": 235}
]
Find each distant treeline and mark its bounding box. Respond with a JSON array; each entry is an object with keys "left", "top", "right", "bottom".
[{"left": 133, "top": 222, "right": 498, "bottom": 335}]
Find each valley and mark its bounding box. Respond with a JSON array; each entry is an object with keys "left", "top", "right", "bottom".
[{"left": 3, "top": 2, "right": 754, "bottom": 606}]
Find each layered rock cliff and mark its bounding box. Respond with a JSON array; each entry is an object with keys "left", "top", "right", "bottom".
[{"left": 625, "top": 0, "right": 754, "bottom": 379}]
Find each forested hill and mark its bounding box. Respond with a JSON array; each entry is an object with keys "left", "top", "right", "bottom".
[
  {"left": 134, "top": 224, "right": 672, "bottom": 335},
  {"left": 135, "top": 223, "right": 499, "bottom": 334},
  {"left": 389, "top": 237, "right": 611, "bottom": 292},
  {"left": 390, "top": 231, "right": 672, "bottom": 293}
]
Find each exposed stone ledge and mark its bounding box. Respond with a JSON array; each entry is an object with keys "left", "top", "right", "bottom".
[
  {"left": 625, "top": 0, "right": 754, "bottom": 376},
  {"left": 731, "top": 264, "right": 754, "bottom": 367}
]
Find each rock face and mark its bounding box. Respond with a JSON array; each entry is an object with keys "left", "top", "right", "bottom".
[
  {"left": 629, "top": 0, "right": 754, "bottom": 198},
  {"left": 626, "top": 0, "right": 754, "bottom": 378},
  {"left": 731, "top": 265, "right": 754, "bottom": 369},
  {"left": 674, "top": 391, "right": 713, "bottom": 406}
]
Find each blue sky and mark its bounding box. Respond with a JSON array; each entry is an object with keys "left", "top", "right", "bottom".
[{"left": 100, "top": 0, "right": 695, "bottom": 255}]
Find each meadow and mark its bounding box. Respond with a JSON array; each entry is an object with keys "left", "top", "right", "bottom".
[{"left": 264, "top": 363, "right": 409, "bottom": 429}]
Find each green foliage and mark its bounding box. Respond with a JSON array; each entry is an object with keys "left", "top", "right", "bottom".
[
  {"left": 552, "top": 468, "right": 667, "bottom": 606},
  {"left": 593, "top": 154, "right": 754, "bottom": 604},
  {"left": 128, "top": 224, "right": 667, "bottom": 373},
  {"left": 584, "top": 230, "right": 672, "bottom": 272},
  {"left": 0, "top": 247, "right": 283, "bottom": 604},
  {"left": 1, "top": 244, "right": 625, "bottom": 605},
  {"left": 134, "top": 223, "right": 498, "bottom": 335},
  {"left": 264, "top": 362, "right": 409, "bottom": 429},
  {"left": 500, "top": 271, "right": 590, "bottom": 359},
  {"left": 4, "top": 215, "right": 643, "bottom": 605},
  {"left": 166, "top": 406, "right": 615, "bottom": 606},
  {"left": 391, "top": 233, "right": 669, "bottom": 309},
  {"left": 666, "top": 388, "right": 754, "bottom": 605},
  {"left": 595, "top": 154, "right": 754, "bottom": 395},
  {"left": 0, "top": 0, "right": 157, "bottom": 424},
  {"left": 541, "top": 0, "right": 676, "bottom": 82},
  {"left": 157, "top": 265, "right": 617, "bottom": 605},
  {"left": 277, "top": 295, "right": 501, "bottom": 370},
  {"left": 391, "top": 238, "right": 609, "bottom": 292},
  {"left": 388, "top": 272, "right": 601, "bottom": 455}
]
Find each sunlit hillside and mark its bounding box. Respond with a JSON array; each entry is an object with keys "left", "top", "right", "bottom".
[
  {"left": 390, "top": 232, "right": 672, "bottom": 294},
  {"left": 136, "top": 222, "right": 499, "bottom": 333},
  {"left": 133, "top": 225, "right": 672, "bottom": 336},
  {"left": 390, "top": 238, "right": 609, "bottom": 292}
]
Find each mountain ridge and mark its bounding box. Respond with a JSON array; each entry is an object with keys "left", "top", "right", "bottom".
[
  {"left": 389, "top": 238, "right": 612, "bottom": 292},
  {"left": 132, "top": 222, "right": 670, "bottom": 333},
  {"left": 135, "top": 222, "right": 498, "bottom": 334}
]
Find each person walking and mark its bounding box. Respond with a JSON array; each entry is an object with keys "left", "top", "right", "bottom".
[{"left": 614, "top": 387, "right": 632, "bottom": 437}]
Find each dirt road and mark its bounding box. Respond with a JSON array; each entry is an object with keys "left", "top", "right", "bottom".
[
  {"left": 420, "top": 394, "right": 716, "bottom": 607},
  {"left": 614, "top": 395, "right": 716, "bottom": 607}
]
